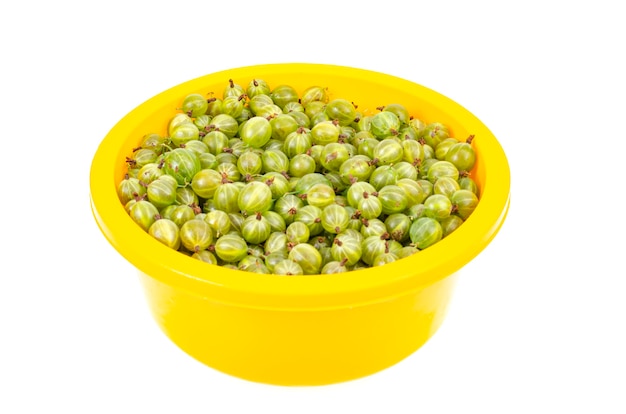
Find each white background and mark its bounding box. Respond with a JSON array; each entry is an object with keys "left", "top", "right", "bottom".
[{"left": 1, "top": 1, "right": 625, "bottom": 413}]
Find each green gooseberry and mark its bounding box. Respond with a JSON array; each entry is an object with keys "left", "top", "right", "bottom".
[
  {"left": 261, "top": 148, "right": 290, "bottom": 175},
  {"left": 339, "top": 155, "right": 375, "bottom": 184},
  {"left": 320, "top": 142, "right": 350, "bottom": 172},
  {"left": 288, "top": 154, "right": 317, "bottom": 177},
  {"left": 382, "top": 103, "right": 410, "bottom": 124},
  {"left": 427, "top": 160, "right": 460, "bottom": 183},
  {"left": 170, "top": 204, "right": 196, "bottom": 228},
  {"left": 180, "top": 219, "right": 213, "bottom": 253},
  {"left": 377, "top": 185, "right": 409, "bottom": 215},
  {"left": 421, "top": 122, "right": 450, "bottom": 149},
  {"left": 325, "top": 98, "right": 357, "bottom": 126},
  {"left": 246, "top": 78, "right": 271, "bottom": 98},
  {"left": 384, "top": 213, "right": 412, "bottom": 242},
  {"left": 304, "top": 183, "right": 336, "bottom": 208},
  {"left": 346, "top": 181, "right": 377, "bottom": 208},
  {"left": 237, "top": 151, "right": 263, "bottom": 177},
  {"left": 169, "top": 122, "right": 200, "bottom": 148},
  {"left": 192, "top": 250, "right": 218, "bottom": 265},
  {"left": 127, "top": 148, "right": 159, "bottom": 169},
  {"left": 409, "top": 217, "right": 443, "bottom": 249},
  {"left": 182, "top": 93, "right": 209, "bottom": 118},
  {"left": 321, "top": 204, "right": 350, "bottom": 234},
  {"left": 274, "top": 194, "right": 304, "bottom": 225},
  {"left": 148, "top": 218, "right": 181, "bottom": 250},
  {"left": 445, "top": 136, "right": 477, "bottom": 172},
  {"left": 369, "top": 165, "right": 398, "bottom": 190},
  {"left": 248, "top": 94, "right": 274, "bottom": 115},
  {"left": 273, "top": 259, "right": 304, "bottom": 276},
  {"left": 423, "top": 194, "right": 453, "bottom": 220},
  {"left": 147, "top": 176, "right": 177, "bottom": 209},
  {"left": 321, "top": 261, "right": 349, "bottom": 274},
  {"left": 369, "top": 111, "right": 401, "bottom": 138},
  {"left": 191, "top": 168, "right": 223, "bottom": 199},
  {"left": 311, "top": 121, "right": 340, "bottom": 145},
  {"left": 286, "top": 110, "right": 311, "bottom": 128},
  {"left": 288, "top": 243, "right": 323, "bottom": 275},
  {"left": 168, "top": 113, "right": 193, "bottom": 136},
  {"left": 162, "top": 148, "right": 201, "bottom": 186},
  {"left": 270, "top": 84, "right": 299, "bottom": 109},
  {"left": 304, "top": 100, "right": 326, "bottom": 119},
  {"left": 223, "top": 78, "right": 245, "bottom": 99},
  {"left": 206, "top": 114, "right": 239, "bottom": 138},
  {"left": 117, "top": 174, "right": 146, "bottom": 205},
  {"left": 458, "top": 176, "right": 480, "bottom": 197},
  {"left": 220, "top": 94, "right": 246, "bottom": 119},
  {"left": 451, "top": 189, "right": 479, "bottom": 220},
  {"left": 373, "top": 138, "right": 404, "bottom": 165},
  {"left": 331, "top": 232, "right": 362, "bottom": 266},
  {"left": 212, "top": 182, "right": 241, "bottom": 213},
  {"left": 360, "top": 218, "right": 387, "bottom": 239},
  {"left": 264, "top": 251, "right": 289, "bottom": 273},
  {"left": 214, "top": 234, "right": 249, "bottom": 263},
  {"left": 204, "top": 209, "right": 231, "bottom": 238},
  {"left": 202, "top": 130, "right": 230, "bottom": 155},
  {"left": 237, "top": 181, "right": 273, "bottom": 215},
  {"left": 440, "top": 215, "right": 465, "bottom": 237},
  {"left": 283, "top": 127, "right": 312, "bottom": 158},
  {"left": 286, "top": 221, "right": 310, "bottom": 245},
  {"left": 270, "top": 114, "right": 299, "bottom": 141},
  {"left": 361, "top": 234, "right": 389, "bottom": 266},
  {"left": 175, "top": 186, "right": 198, "bottom": 207},
  {"left": 264, "top": 232, "right": 289, "bottom": 255},
  {"left": 241, "top": 212, "right": 272, "bottom": 244},
  {"left": 261, "top": 210, "right": 287, "bottom": 233},
  {"left": 128, "top": 200, "right": 159, "bottom": 232},
  {"left": 240, "top": 116, "right": 272, "bottom": 148},
  {"left": 357, "top": 193, "right": 383, "bottom": 220},
  {"left": 294, "top": 204, "right": 324, "bottom": 236},
  {"left": 300, "top": 85, "right": 329, "bottom": 107},
  {"left": 435, "top": 137, "right": 460, "bottom": 160}
]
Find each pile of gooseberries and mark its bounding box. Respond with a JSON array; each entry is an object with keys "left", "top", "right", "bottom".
[{"left": 118, "top": 78, "right": 480, "bottom": 275}]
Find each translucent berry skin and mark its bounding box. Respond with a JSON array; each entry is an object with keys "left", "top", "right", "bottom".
[
  {"left": 117, "top": 176, "right": 146, "bottom": 205},
  {"left": 423, "top": 194, "right": 453, "bottom": 220},
  {"left": 129, "top": 200, "right": 159, "bottom": 232},
  {"left": 330, "top": 233, "right": 363, "bottom": 266},
  {"left": 191, "top": 169, "right": 223, "bottom": 199},
  {"left": 445, "top": 141, "right": 476, "bottom": 172},
  {"left": 162, "top": 148, "right": 201, "bottom": 186},
  {"left": 373, "top": 138, "right": 404, "bottom": 165},
  {"left": 370, "top": 111, "right": 401, "bottom": 138},
  {"left": 214, "top": 234, "right": 249, "bottom": 263},
  {"left": 288, "top": 243, "right": 323, "bottom": 275},
  {"left": 180, "top": 219, "right": 213, "bottom": 253},
  {"left": 321, "top": 204, "right": 351, "bottom": 234},
  {"left": 325, "top": 98, "right": 357, "bottom": 126},
  {"left": 238, "top": 181, "right": 273, "bottom": 215},
  {"left": 426, "top": 160, "right": 460, "bottom": 183},
  {"left": 305, "top": 183, "right": 336, "bottom": 208},
  {"left": 273, "top": 259, "right": 304, "bottom": 276},
  {"left": 377, "top": 185, "right": 409, "bottom": 215},
  {"left": 409, "top": 217, "right": 443, "bottom": 249},
  {"left": 451, "top": 189, "right": 479, "bottom": 220},
  {"left": 240, "top": 116, "right": 273, "bottom": 148},
  {"left": 148, "top": 218, "right": 181, "bottom": 250},
  {"left": 241, "top": 214, "right": 272, "bottom": 245}
]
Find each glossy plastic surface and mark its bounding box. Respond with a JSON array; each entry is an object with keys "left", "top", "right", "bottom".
[{"left": 90, "top": 63, "right": 510, "bottom": 385}]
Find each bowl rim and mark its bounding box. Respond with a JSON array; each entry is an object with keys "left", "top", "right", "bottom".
[{"left": 90, "top": 62, "right": 510, "bottom": 310}]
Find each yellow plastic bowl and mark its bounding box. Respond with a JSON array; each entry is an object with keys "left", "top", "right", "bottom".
[{"left": 90, "top": 63, "right": 510, "bottom": 386}]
